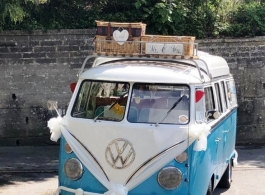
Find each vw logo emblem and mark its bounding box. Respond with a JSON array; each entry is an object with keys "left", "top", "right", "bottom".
[{"left": 105, "top": 138, "right": 135, "bottom": 169}]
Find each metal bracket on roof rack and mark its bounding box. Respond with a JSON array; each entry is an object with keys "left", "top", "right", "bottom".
[
  {"left": 197, "top": 59, "right": 212, "bottom": 80},
  {"left": 193, "top": 60, "right": 205, "bottom": 82},
  {"left": 77, "top": 55, "right": 97, "bottom": 77}
]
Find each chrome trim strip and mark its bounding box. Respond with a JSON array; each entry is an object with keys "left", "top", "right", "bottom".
[
  {"left": 125, "top": 139, "right": 186, "bottom": 184},
  {"left": 209, "top": 107, "right": 237, "bottom": 131},
  {"left": 69, "top": 132, "right": 110, "bottom": 181}
]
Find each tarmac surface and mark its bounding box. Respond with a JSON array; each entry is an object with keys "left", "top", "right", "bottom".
[
  {"left": 0, "top": 145, "right": 265, "bottom": 195},
  {"left": 0, "top": 145, "right": 59, "bottom": 173},
  {"left": 0, "top": 145, "right": 264, "bottom": 172}
]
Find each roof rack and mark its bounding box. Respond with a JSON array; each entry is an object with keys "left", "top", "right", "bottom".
[
  {"left": 94, "top": 39, "right": 199, "bottom": 59},
  {"left": 77, "top": 40, "right": 214, "bottom": 82}
]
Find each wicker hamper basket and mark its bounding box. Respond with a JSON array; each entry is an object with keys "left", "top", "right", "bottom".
[
  {"left": 141, "top": 35, "right": 196, "bottom": 57},
  {"left": 95, "top": 21, "right": 146, "bottom": 55}
]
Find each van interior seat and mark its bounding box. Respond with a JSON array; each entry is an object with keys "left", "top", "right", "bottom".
[
  {"left": 94, "top": 105, "right": 124, "bottom": 120},
  {"left": 127, "top": 107, "right": 138, "bottom": 122}
]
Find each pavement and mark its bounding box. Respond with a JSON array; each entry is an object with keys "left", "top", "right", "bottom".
[
  {"left": 0, "top": 145, "right": 264, "bottom": 172},
  {"left": 235, "top": 145, "right": 265, "bottom": 168}
]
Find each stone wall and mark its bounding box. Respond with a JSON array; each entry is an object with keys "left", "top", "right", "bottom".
[
  {"left": 198, "top": 38, "right": 265, "bottom": 145},
  {"left": 0, "top": 29, "right": 95, "bottom": 145},
  {"left": 0, "top": 29, "right": 264, "bottom": 145}
]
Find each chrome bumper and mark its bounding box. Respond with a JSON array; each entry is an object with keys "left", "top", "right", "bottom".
[{"left": 56, "top": 186, "right": 101, "bottom": 195}]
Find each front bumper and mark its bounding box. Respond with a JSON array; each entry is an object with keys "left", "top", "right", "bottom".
[{"left": 56, "top": 186, "right": 101, "bottom": 195}]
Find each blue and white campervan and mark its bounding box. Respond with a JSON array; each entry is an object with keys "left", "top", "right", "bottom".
[{"left": 48, "top": 38, "right": 238, "bottom": 195}]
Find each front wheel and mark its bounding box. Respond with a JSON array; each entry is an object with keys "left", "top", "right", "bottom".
[{"left": 218, "top": 159, "right": 232, "bottom": 188}]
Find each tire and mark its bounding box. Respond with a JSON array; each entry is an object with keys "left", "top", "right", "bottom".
[
  {"left": 206, "top": 179, "right": 213, "bottom": 195},
  {"left": 218, "top": 159, "right": 232, "bottom": 188}
]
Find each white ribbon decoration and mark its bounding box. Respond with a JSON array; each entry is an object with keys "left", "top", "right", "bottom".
[
  {"left": 125, "top": 138, "right": 190, "bottom": 190},
  {"left": 47, "top": 117, "right": 128, "bottom": 194},
  {"left": 189, "top": 123, "right": 211, "bottom": 151},
  {"left": 47, "top": 116, "right": 198, "bottom": 195},
  {"left": 47, "top": 116, "right": 63, "bottom": 142},
  {"left": 104, "top": 183, "right": 128, "bottom": 195},
  {"left": 61, "top": 127, "right": 111, "bottom": 190},
  {"left": 54, "top": 125, "right": 189, "bottom": 192}
]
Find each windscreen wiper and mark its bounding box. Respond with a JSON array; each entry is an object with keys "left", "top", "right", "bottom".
[
  {"left": 94, "top": 92, "right": 128, "bottom": 121},
  {"left": 155, "top": 95, "right": 186, "bottom": 126}
]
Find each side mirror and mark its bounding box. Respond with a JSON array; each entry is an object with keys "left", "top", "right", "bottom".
[
  {"left": 47, "top": 100, "right": 58, "bottom": 111},
  {"left": 206, "top": 110, "right": 220, "bottom": 120},
  {"left": 47, "top": 100, "right": 61, "bottom": 116}
]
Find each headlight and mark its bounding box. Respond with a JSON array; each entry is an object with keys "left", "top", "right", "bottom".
[
  {"left": 157, "top": 167, "right": 182, "bottom": 190},
  {"left": 175, "top": 152, "right": 188, "bottom": 163},
  {"left": 64, "top": 143, "right": 73, "bottom": 154},
  {"left": 64, "top": 158, "right": 83, "bottom": 180}
]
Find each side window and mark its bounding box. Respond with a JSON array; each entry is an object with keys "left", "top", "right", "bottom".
[
  {"left": 204, "top": 87, "right": 215, "bottom": 122},
  {"left": 73, "top": 82, "right": 91, "bottom": 114},
  {"left": 204, "top": 87, "right": 215, "bottom": 111},
  {"left": 214, "top": 83, "right": 223, "bottom": 113},
  {"left": 221, "top": 81, "right": 228, "bottom": 111},
  {"left": 226, "top": 80, "right": 237, "bottom": 107},
  {"left": 195, "top": 88, "right": 205, "bottom": 123}
]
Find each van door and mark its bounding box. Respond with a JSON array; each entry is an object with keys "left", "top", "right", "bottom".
[
  {"left": 212, "top": 82, "right": 226, "bottom": 185},
  {"left": 223, "top": 80, "right": 237, "bottom": 162}
]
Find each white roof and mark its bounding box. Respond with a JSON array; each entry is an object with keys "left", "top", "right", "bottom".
[
  {"left": 79, "top": 52, "right": 230, "bottom": 83},
  {"left": 80, "top": 60, "right": 207, "bottom": 83},
  {"left": 196, "top": 53, "right": 230, "bottom": 78}
]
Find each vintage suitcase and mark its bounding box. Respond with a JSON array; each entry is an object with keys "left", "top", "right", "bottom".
[
  {"left": 95, "top": 21, "right": 146, "bottom": 55},
  {"left": 141, "top": 35, "right": 196, "bottom": 57}
]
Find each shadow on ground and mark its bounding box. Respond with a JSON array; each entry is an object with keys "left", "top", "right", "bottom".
[
  {"left": 236, "top": 146, "right": 265, "bottom": 168},
  {"left": 213, "top": 187, "right": 229, "bottom": 195},
  {"left": 0, "top": 146, "right": 59, "bottom": 172},
  {"left": 0, "top": 145, "right": 59, "bottom": 189},
  {"left": 0, "top": 172, "right": 57, "bottom": 187}
]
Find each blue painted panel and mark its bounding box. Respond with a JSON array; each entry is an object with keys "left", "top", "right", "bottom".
[
  {"left": 58, "top": 136, "right": 189, "bottom": 195},
  {"left": 59, "top": 137, "right": 107, "bottom": 195},
  {"left": 58, "top": 110, "right": 237, "bottom": 195},
  {"left": 188, "top": 110, "right": 237, "bottom": 194},
  {"left": 130, "top": 160, "right": 189, "bottom": 195},
  {"left": 224, "top": 111, "right": 237, "bottom": 160}
]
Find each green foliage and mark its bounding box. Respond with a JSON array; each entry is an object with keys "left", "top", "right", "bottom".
[
  {"left": 0, "top": 0, "right": 48, "bottom": 30},
  {"left": 133, "top": 0, "right": 225, "bottom": 38},
  {"left": 134, "top": 0, "right": 184, "bottom": 35},
  {"left": 221, "top": 2, "right": 265, "bottom": 37},
  {"left": 1, "top": 0, "right": 265, "bottom": 38},
  {"left": 94, "top": 0, "right": 140, "bottom": 22},
  {"left": 2, "top": 0, "right": 100, "bottom": 30}
]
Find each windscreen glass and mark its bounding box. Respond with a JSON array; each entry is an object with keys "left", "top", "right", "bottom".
[
  {"left": 72, "top": 81, "right": 129, "bottom": 121},
  {"left": 128, "top": 83, "right": 190, "bottom": 124}
]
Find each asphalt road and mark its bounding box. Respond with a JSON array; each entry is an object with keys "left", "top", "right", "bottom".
[
  {"left": 0, "top": 145, "right": 264, "bottom": 195},
  {"left": 214, "top": 167, "right": 265, "bottom": 195},
  {"left": 0, "top": 172, "right": 57, "bottom": 195},
  {"left": 0, "top": 167, "right": 264, "bottom": 195}
]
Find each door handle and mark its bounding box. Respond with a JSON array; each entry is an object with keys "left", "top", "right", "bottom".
[
  {"left": 222, "top": 130, "right": 229, "bottom": 133},
  {"left": 215, "top": 138, "right": 221, "bottom": 142}
]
